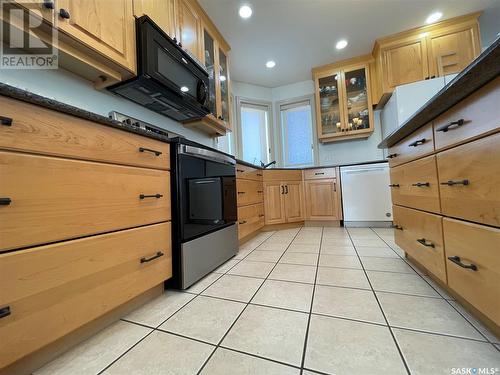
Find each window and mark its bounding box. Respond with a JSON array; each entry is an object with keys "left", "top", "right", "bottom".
[
  {"left": 236, "top": 99, "right": 272, "bottom": 165},
  {"left": 280, "top": 98, "right": 315, "bottom": 167}
]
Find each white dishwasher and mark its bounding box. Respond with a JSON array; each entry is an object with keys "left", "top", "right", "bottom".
[{"left": 340, "top": 162, "right": 393, "bottom": 227}]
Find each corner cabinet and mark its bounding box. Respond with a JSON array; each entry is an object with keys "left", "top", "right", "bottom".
[{"left": 313, "top": 58, "right": 374, "bottom": 143}]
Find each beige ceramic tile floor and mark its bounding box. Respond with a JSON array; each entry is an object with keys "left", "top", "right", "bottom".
[{"left": 35, "top": 227, "right": 500, "bottom": 375}]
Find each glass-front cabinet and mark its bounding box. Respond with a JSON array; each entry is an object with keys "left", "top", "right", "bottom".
[
  {"left": 313, "top": 61, "right": 374, "bottom": 142},
  {"left": 198, "top": 23, "right": 232, "bottom": 134}
]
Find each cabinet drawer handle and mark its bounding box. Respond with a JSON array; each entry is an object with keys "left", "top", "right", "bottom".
[
  {"left": 139, "top": 194, "right": 163, "bottom": 199},
  {"left": 436, "top": 119, "right": 464, "bottom": 133},
  {"left": 389, "top": 184, "right": 400, "bottom": 188},
  {"left": 314, "top": 172, "right": 325, "bottom": 175},
  {"left": 239, "top": 220, "right": 247, "bottom": 225},
  {"left": 391, "top": 224, "right": 403, "bottom": 230},
  {"left": 257, "top": 190, "right": 263, "bottom": 193},
  {"left": 59, "top": 8, "right": 70, "bottom": 19},
  {"left": 256, "top": 173, "right": 262, "bottom": 176},
  {"left": 284, "top": 185, "right": 288, "bottom": 194},
  {"left": 140, "top": 251, "right": 164, "bottom": 264},
  {"left": 387, "top": 153, "right": 398, "bottom": 159},
  {"left": 408, "top": 138, "right": 426, "bottom": 147},
  {"left": 440, "top": 179, "right": 469, "bottom": 186},
  {"left": 412, "top": 182, "right": 430, "bottom": 187},
  {"left": 333, "top": 182, "right": 337, "bottom": 192},
  {"left": 259, "top": 214, "right": 264, "bottom": 217},
  {"left": 0, "top": 306, "right": 11, "bottom": 319},
  {"left": 416, "top": 238, "right": 435, "bottom": 248},
  {"left": 0, "top": 116, "right": 12, "bottom": 126},
  {"left": 237, "top": 191, "right": 246, "bottom": 195},
  {"left": 281, "top": 186, "right": 285, "bottom": 194},
  {"left": 139, "top": 147, "right": 162, "bottom": 156},
  {"left": 0, "top": 198, "right": 12, "bottom": 205},
  {"left": 447, "top": 256, "right": 477, "bottom": 271},
  {"left": 237, "top": 169, "right": 244, "bottom": 173}
]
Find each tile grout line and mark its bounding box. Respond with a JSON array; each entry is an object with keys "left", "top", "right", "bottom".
[
  {"left": 195, "top": 227, "right": 304, "bottom": 374},
  {"left": 370, "top": 228, "right": 500, "bottom": 351},
  {"left": 299, "top": 226, "right": 324, "bottom": 374},
  {"left": 347, "top": 228, "right": 412, "bottom": 375}
]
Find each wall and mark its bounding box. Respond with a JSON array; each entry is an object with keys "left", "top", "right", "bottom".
[
  {"left": 0, "top": 66, "right": 215, "bottom": 147},
  {"left": 479, "top": 4, "right": 500, "bottom": 49}
]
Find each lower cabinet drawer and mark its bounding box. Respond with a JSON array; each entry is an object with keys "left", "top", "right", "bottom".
[
  {"left": 0, "top": 151, "right": 170, "bottom": 251},
  {"left": 393, "top": 205, "right": 446, "bottom": 282},
  {"left": 437, "top": 132, "right": 500, "bottom": 227},
  {"left": 238, "top": 203, "right": 265, "bottom": 239},
  {"left": 236, "top": 164, "right": 263, "bottom": 181},
  {"left": 389, "top": 155, "right": 441, "bottom": 213},
  {"left": 0, "top": 222, "right": 172, "bottom": 368},
  {"left": 387, "top": 122, "right": 434, "bottom": 167},
  {"left": 237, "top": 179, "right": 264, "bottom": 206},
  {"left": 443, "top": 218, "right": 500, "bottom": 326}
]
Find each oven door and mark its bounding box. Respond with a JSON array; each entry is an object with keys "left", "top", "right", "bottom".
[{"left": 178, "top": 146, "right": 236, "bottom": 242}]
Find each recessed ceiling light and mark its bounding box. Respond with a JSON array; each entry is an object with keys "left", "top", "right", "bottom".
[
  {"left": 336, "top": 39, "right": 348, "bottom": 50},
  {"left": 239, "top": 5, "right": 252, "bottom": 19},
  {"left": 180, "top": 86, "right": 189, "bottom": 92},
  {"left": 266, "top": 60, "right": 276, "bottom": 68},
  {"left": 426, "top": 11, "right": 442, "bottom": 24}
]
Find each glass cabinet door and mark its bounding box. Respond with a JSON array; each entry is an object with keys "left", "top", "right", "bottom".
[
  {"left": 218, "top": 48, "right": 230, "bottom": 122},
  {"left": 343, "top": 67, "right": 370, "bottom": 133},
  {"left": 203, "top": 30, "right": 217, "bottom": 116},
  {"left": 318, "top": 73, "right": 343, "bottom": 136}
]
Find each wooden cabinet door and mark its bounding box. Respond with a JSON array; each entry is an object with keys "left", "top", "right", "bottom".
[
  {"left": 133, "top": 0, "right": 175, "bottom": 37},
  {"left": 57, "top": 0, "right": 136, "bottom": 72},
  {"left": 263, "top": 182, "right": 285, "bottom": 225},
  {"left": 284, "top": 181, "right": 304, "bottom": 223},
  {"left": 305, "top": 179, "right": 339, "bottom": 220},
  {"left": 428, "top": 26, "right": 480, "bottom": 77},
  {"left": 382, "top": 38, "right": 429, "bottom": 91},
  {"left": 175, "top": 0, "right": 201, "bottom": 59}
]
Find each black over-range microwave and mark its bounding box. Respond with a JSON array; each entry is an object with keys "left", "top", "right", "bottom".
[{"left": 108, "top": 16, "right": 210, "bottom": 122}]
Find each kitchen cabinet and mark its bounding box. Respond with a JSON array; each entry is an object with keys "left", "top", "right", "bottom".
[
  {"left": 305, "top": 179, "right": 340, "bottom": 221},
  {"left": 263, "top": 181, "right": 304, "bottom": 225},
  {"left": 174, "top": 0, "right": 202, "bottom": 60},
  {"left": 57, "top": 0, "right": 136, "bottom": 72},
  {"left": 133, "top": 0, "right": 175, "bottom": 37},
  {"left": 313, "top": 56, "right": 375, "bottom": 142},
  {"left": 372, "top": 12, "right": 481, "bottom": 103}
]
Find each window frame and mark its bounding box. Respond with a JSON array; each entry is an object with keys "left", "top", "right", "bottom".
[
  {"left": 276, "top": 95, "right": 318, "bottom": 168},
  {"left": 235, "top": 96, "right": 274, "bottom": 165}
]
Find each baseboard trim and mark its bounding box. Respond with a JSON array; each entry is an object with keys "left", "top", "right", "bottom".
[
  {"left": 262, "top": 222, "right": 305, "bottom": 231},
  {"left": 305, "top": 220, "right": 341, "bottom": 227}
]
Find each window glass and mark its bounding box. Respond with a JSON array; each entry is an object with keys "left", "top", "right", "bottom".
[{"left": 281, "top": 101, "right": 314, "bottom": 167}]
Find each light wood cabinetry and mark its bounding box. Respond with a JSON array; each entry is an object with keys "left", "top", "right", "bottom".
[
  {"left": 372, "top": 13, "right": 481, "bottom": 103},
  {"left": 236, "top": 179, "right": 264, "bottom": 206},
  {"left": 263, "top": 171, "right": 304, "bottom": 225},
  {"left": 57, "top": 0, "right": 136, "bottom": 73},
  {"left": 133, "top": 0, "right": 175, "bottom": 37},
  {"left": 303, "top": 167, "right": 336, "bottom": 180},
  {"left": 443, "top": 218, "right": 500, "bottom": 326},
  {"left": 0, "top": 223, "right": 172, "bottom": 368},
  {"left": 393, "top": 206, "right": 446, "bottom": 282},
  {"left": 174, "top": 0, "right": 202, "bottom": 59},
  {"left": 386, "top": 77, "right": 499, "bottom": 334},
  {"left": 238, "top": 203, "right": 265, "bottom": 239},
  {"left": 263, "top": 181, "right": 286, "bottom": 225},
  {"left": 0, "top": 97, "right": 173, "bottom": 370},
  {"left": 389, "top": 155, "right": 441, "bottom": 214},
  {"left": 387, "top": 122, "right": 434, "bottom": 167},
  {"left": 313, "top": 55, "right": 375, "bottom": 142},
  {"left": 236, "top": 163, "right": 264, "bottom": 241},
  {"left": 283, "top": 181, "right": 305, "bottom": 223},
  {"left": 437, "top": 133, "right": 500, "bottom": 227},
  {"left": 305, "top": 179, "right": 340, "bottom": 221}
]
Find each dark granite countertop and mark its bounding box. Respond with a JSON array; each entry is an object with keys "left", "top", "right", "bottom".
[
  {"left": 0, "top": 83, "right": 171, "bottom": 143},
  {"left": 378, "top": 37, "right": 500, "bottom": 149},
  {"left": 236, "top": 158, "right": 387, "bottom": 170}
]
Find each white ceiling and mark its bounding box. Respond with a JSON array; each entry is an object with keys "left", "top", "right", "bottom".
[{"left": 199, "top": 0, "right": 499, "bottom": 88}]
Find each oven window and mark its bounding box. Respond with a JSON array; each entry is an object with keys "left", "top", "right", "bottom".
[{"left": 188, "top": 178, "right": 223, "bottom": 224}]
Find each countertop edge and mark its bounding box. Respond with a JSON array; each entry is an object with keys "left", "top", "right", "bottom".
[
  {"left": 378, "top": 37, "right": 500, "bottom": 149},
  {"left": 236, "top": 158, "right": 388, "bottom": 171}
]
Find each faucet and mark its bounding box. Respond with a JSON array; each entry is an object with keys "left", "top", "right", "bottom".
[{"left": 261, "top": 160, "right": 276, "bottom": 169}]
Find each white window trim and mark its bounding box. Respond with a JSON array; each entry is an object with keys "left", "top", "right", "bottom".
[
  {"left": 235, "top": 96, "right": 275, "bottom": 165},
  {"left": 275, "top": 94, "right": 318, "bottom": 168}
]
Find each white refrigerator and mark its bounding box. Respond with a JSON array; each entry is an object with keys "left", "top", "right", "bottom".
[{"left": 340, "top": 163, "right": 393, "bottom": 227}]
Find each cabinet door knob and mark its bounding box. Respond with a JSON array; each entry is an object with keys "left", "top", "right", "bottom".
[
  {"left": 139, "top": 147, "right": 162, "bottom": 156},
  {"left": 140, "top": 251, "right": 164, "bottom": 263},
  {"left": 386, "top": 153, "right": 398, "bottom": 159},
  {"left": 139, "top": 194, "right": 163, "bottom": 199},
  {"left": 447, "top": 256, "right": 477, "bottom": 271},
  {"left": 43, "top": 0, "right": 54, "bottom": 9},
  {"left": 416, "top": 238, "right": 435, "bottom": 248},
  {"left": 436, "top": 119, "right": 465, "bottom": 133},
  {"left": 237, "top": 191, "right": 246, "bottom": 195},
  {"left": 59, "top": 8, "right": 70, "bottom": 19},
  {"left": 0, "top": 116, "right": 12, "bottom": 126},
  {"left": 239, "top": 220, "right": 247, "bottom": 225},
  {"left": 440, "top": 179, "right": 469, "bottom": 186},
  {"left": 391, "top": 224, "right": 403, "bottom": 230},
  {"left": 388, "top": 184, "right": 400, "bottom": 188},
  {"left": 0, "top": 306, "right": 11, "bottom": 319},
  {"left": 408, "top": 138, "right": 426, "bottom": 147}
]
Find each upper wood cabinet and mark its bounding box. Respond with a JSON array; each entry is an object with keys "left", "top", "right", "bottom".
[
  {"left": 373, "top": 12, "right": 481, "bottom": 103},
  {"left": 174, "top": 0, "right": 202, "bottom": 60},
  {"left": 313, "top": 55, "right": 375, "bottom": 143},
  {"left": 57, "top": 0, "right": 136, "bottom": 73},
  {"left": 133, "top": 0, "right": 175, "bottom": 37}
]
